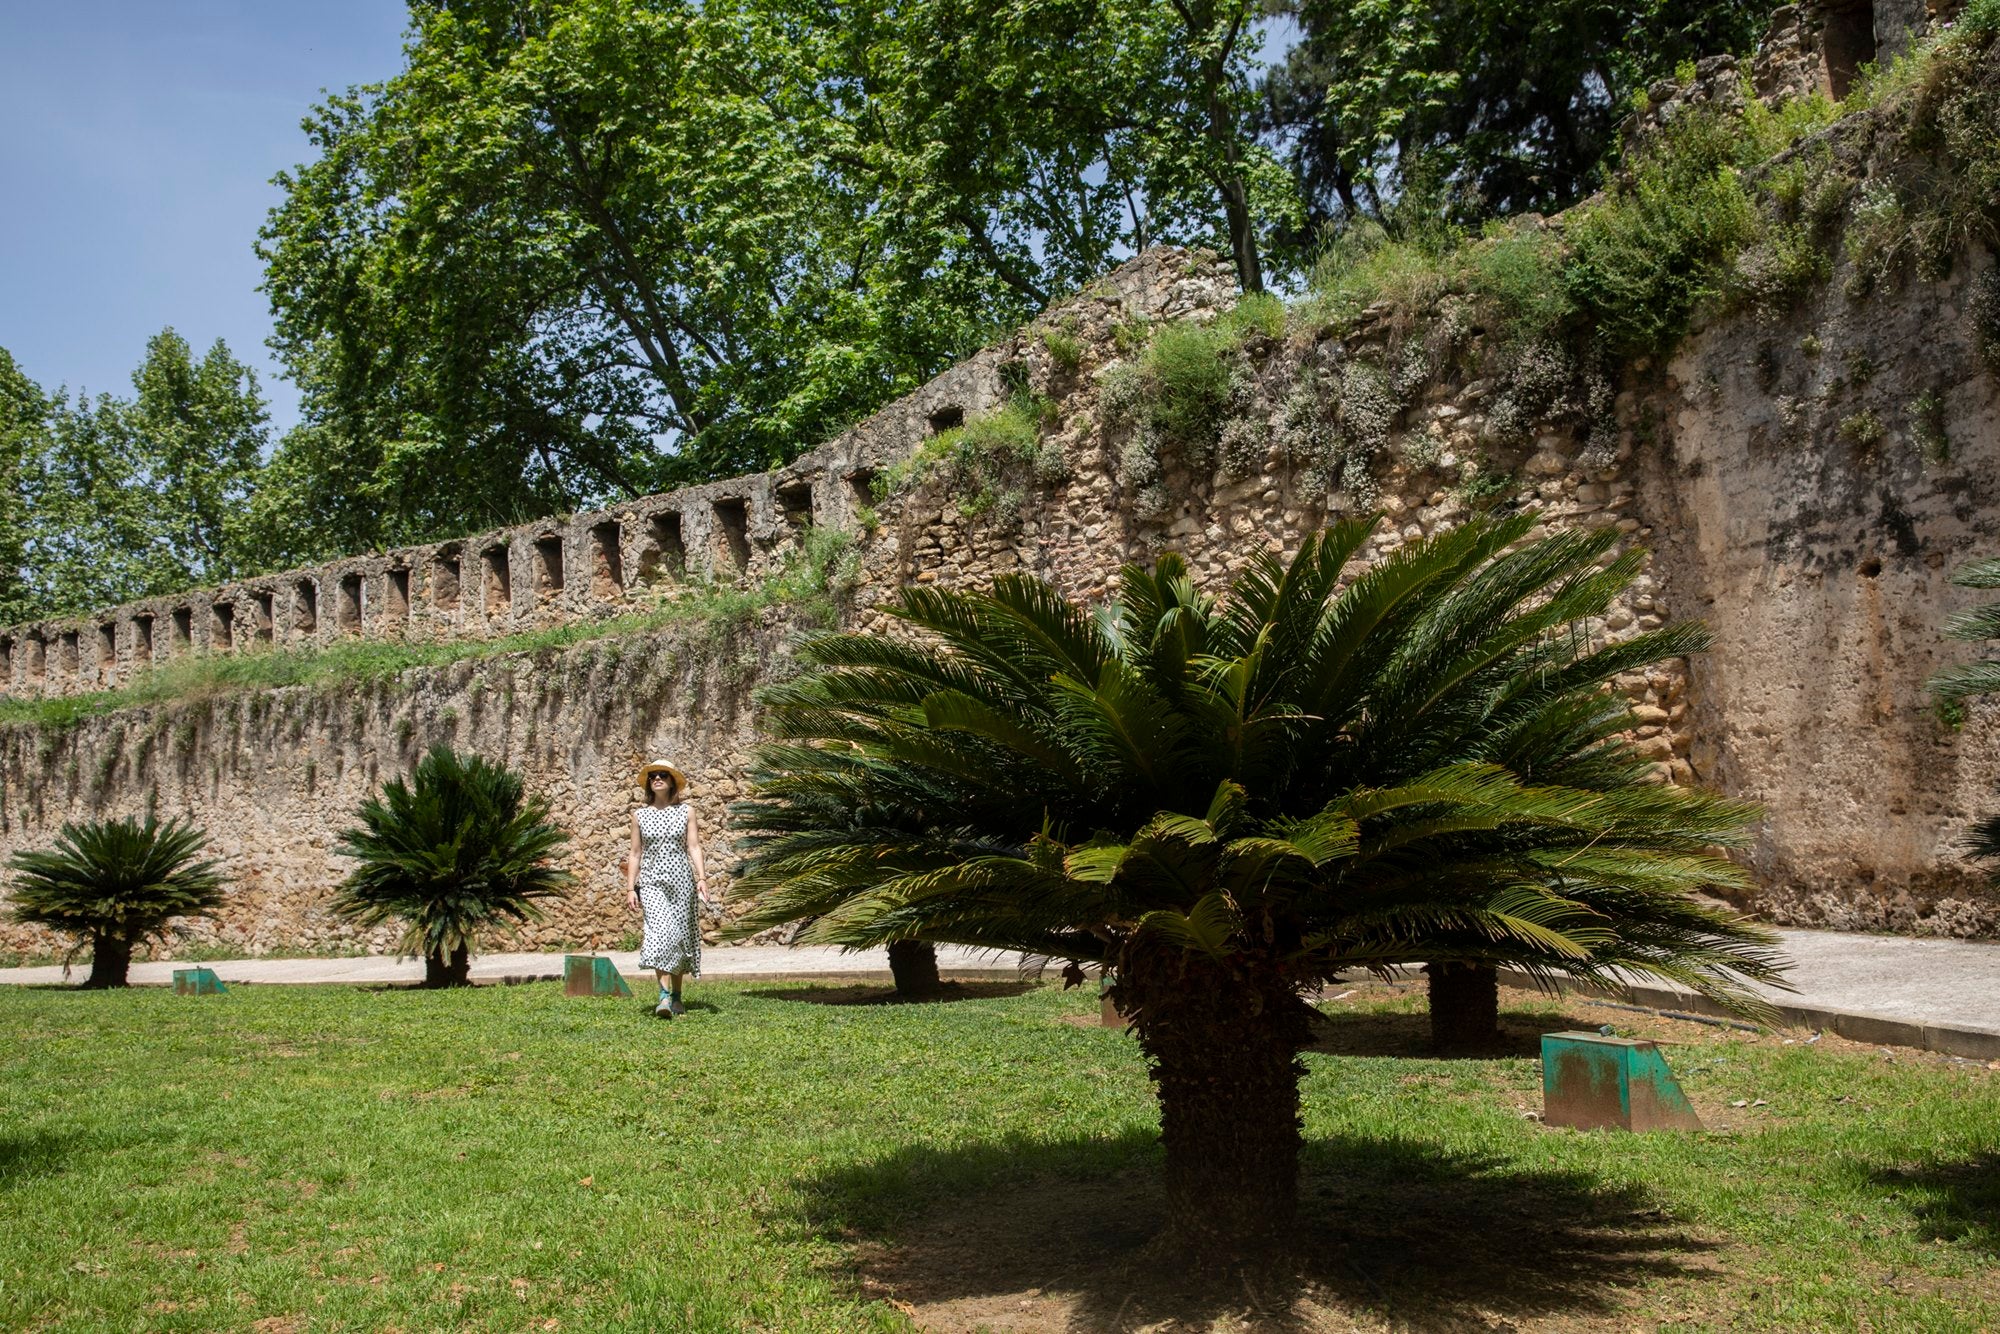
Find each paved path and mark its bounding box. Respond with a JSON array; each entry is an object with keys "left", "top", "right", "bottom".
[
  {"left": 0, "top": 943, "right": 1020, "bottom": 990},
  {"left": 4, "top": 928, "right": 1998, "bottom": 1057}
]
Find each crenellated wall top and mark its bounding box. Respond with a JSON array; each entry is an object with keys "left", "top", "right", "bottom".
[{"left": 0, "top": 248, "right": 1235, "bottom": 701}]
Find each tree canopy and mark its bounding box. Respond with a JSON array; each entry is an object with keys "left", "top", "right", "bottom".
[
  {"left": 3, "top": 0, "right": 1777, "bottom": 608},
  {"left": 1262, "top": 0, "right": 1770, "bottom": 246},
  {"left": 2, "top": 332, "right": 269, "bottom": 621}
]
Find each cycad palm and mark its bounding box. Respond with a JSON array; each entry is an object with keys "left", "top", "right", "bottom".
[
  {"left": 733, "top": 513, "right": 1785, "bottom": 1257},
  {"left": 1932, "top": 556, "right": 2000, "bottom": 883},
  {"left": 6, "top": 815, "right": 227, "bottom": 988},
  {"left": 732, "top": 512, "right": 1782, "bottom": 1257},
  {"left": 331, "top": 746, "right": 574, "bottom": 987}
]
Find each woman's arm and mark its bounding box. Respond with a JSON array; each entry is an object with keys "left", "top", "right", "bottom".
[
  {"left": 624, "top": 815, "right": 641, "bottom": 909},
  {"left": 686, "top": 808, "right": 712, "bottom": 907}
]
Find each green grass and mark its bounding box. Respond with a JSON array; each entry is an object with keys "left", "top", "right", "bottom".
[
  {"left": 0, "top": 530, "right": 857, "bottom": 733},
  {"left": 1, "top": 979, "right": 1995, "bottom": 1331}
]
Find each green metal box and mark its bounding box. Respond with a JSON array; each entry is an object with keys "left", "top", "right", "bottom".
[
  {"left": 1541, "top": 1031, "right": 1702, "bottom": 1132},
  {"left": 171, "top": 967, "right": 227, "bottom": 996},
  {"left": 564, "top": 955, "right": 633, "bottom": 998}
]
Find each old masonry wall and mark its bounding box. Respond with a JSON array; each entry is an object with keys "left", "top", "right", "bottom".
[{"left": 1, "top": 224, "right": 1997, "bottom": 957}]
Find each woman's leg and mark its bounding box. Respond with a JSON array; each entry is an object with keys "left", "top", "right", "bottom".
[{"left": 668, "top": 971, "right": 683, "bottom": 1002}]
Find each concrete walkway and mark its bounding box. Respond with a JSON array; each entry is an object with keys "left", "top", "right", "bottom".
[
  {"left": 0, "top": 943, "right": 1022, "bottom": 990},
  {"left": 4, "top": 928, "right": 1998, "bottom": 1059}
]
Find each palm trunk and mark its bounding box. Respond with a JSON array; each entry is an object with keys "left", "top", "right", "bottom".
[
  {"left": 1427, "top": 961, "right": 1500, "bottom": 1050},
  {"left": 1118, "top": 939, "right": 1311, "bottom": 1261},
  {"left": 886, "top": 939, "right": 941, "bottom": 998},
  {"left": 424, "top": 942, "right": 472, "bottom": 988},
  {"left": 81, "top": 932, "right": 132, "bottom": 989}
]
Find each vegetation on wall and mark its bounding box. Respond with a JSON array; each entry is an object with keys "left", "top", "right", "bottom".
[{"left": 869, "top": 387, "right": 1064, "bottom": 524}]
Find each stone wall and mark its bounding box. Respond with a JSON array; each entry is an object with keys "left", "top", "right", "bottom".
[
  {"left": 1647, "top": 247, "right": 2000, "bottom": 934},
  {"left": 3, "top": 130, "right": 1999, "bottom": 956}
]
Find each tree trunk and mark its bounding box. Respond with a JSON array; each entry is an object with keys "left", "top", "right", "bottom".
[
  {"left": 1427, "top": 962, "right": 1500, "bottom": 1050},
  {"left": 886, "top": 939, "right": 941, "bottom": 998},
  {"left": 424, "top": 942, "right": 472, "bottom": 989},
  {"left": 81, "top": 932, "right": 132, "bottom": 989},
  {"left": 1118, "top": 937, "right": 1311, "bottom": 1262}
]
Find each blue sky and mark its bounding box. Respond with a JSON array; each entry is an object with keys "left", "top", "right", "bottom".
[{"left": 0, "top": 1, "right": 410, "bottom": 430}]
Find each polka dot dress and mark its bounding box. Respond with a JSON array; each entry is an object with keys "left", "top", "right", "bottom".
[{"left": 635, "top": 804, "right": 700, "bottom": 976}]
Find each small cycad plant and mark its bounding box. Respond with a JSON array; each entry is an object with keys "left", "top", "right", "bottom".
[
  {"left": 331, "top": 746, "right": 573, "bottom": 987},
  {"left": 6, "top": 815, "right": 227, "bottom": 988},
  {"left": 1932, "top": 556, "right": 2000, "bottom": 881}
]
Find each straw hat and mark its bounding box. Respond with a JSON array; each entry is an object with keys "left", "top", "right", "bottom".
[{"left": 637, "top": 758, "right": 688, "bottom": 798}]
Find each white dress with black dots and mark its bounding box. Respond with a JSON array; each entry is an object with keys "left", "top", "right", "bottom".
[{"left": 635, "top": 804, "right": 700, "bottom": 976}]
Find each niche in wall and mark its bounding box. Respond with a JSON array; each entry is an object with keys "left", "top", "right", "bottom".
[
  {"left": 432, "top": 551, "right": 462, "bottom": 611},
  {"left": 534, "top": 534, "right": 565, "bottom": 595},
  {"left": 713, "top": 498, "right": 751, "bottom": 573},
  {"left": 589, "top": 520, "right": 624, "bottom": 599},
  {"left": 638, "top": 512, "right": 685, "bottom": 585},
  {"left": 483, "top": 545, "right": 511, "bottom": 615}
]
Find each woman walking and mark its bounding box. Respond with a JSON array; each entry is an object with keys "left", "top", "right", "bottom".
[{"left": 624, "top": 759, "right": 713, "bottom": 1017}]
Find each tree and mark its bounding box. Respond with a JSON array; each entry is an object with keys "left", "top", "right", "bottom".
[
  {"left": 0, "top": 349, "right": 48, "bottom": 624},
  {"left": 731, "top": 513, "right": 1780, "bottom": 1258},
  {"left": 330, "top": 746, "right": 574, "bottom": 987},
  {"left": 257, "top": 0, "right": 1302, "bottom": 561},
  {"left": 1932, "top": 556, "right": 2000, "bottom": 707},
  {"left": 258, "top": 0, "right": 989, "bottom": 558},
  {"left": 1263, "top": 0, "right": 1769, "bottom": 251},
  {"left": 6, "top": 816, "right": 227, "bottom": 989},
  {"left": 11, "top": 331, "right": 269, "bottom": 618}
]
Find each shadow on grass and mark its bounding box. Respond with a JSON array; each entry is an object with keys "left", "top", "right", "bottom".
[
  {"left": 1305, "top": 1005, "right": 1604, "bottom": 1060},
  {"left": 1868, "top": 1155, "right": 2000, "bottom": 1255},
  {"left": 746, "top": 980, "right": 1040, "bottom": 1007},
  {"left": 0, "top": 1132, "right": 75, "bottom": 1189},
  {"left": 798, "top": 1130, "right": 1717, "bottom": 1331}
]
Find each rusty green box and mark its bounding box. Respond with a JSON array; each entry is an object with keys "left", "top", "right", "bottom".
[
  {"left": 564, "top": 955, "right": 633, "bottom": 998},
  {"left": 1541, "top": 1031, "right": 1702, "bottom": 1132},
  {"left": 171, "top": 967, "right": 227, "bottom": 996}
]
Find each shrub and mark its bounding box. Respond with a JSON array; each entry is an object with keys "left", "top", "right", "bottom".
[
  {"left": 1839, "top": 408, "right": 1886, "bottom": 448},
  {"left": 1143, "top": 321, "right": 1240, "bottom": 449},
  {"left": 871, "top": 394, "right": 1047, "bottom": 521},
  {"left": 6, "top": 815, "right": 226, "bottom": 988},
  {"left": 1565, "top": 107, "right": 1760, "bottom": 357},
  {"left": 1039, "top": 329, "right": 1085, "bottom": 372},
  {"left": 1463, "top": 223, "right": 1576, "bottom": 345},
  {"left": 330, "top": 746, "right": 573, "bottom": 987},
  {"left": 1911, "top": 390, "right": 1950, "bottom": 463}
]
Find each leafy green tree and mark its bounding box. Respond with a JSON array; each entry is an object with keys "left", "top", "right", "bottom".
[
  {"left": 258, "top": 0, "right": 988, "bottom": 557},
  {"left": 731, "top": 513, "right": 1779, "bottom": 1256},
  {"left": 6, "top": 815, "right": 227, "bottom": 989},
  {"left": 256, "top": 0, "right": 1299, "bottom": 560},
  {"left": 12, "top": 331, "right": 269, "bottom": 617},
  {"left": 0, "top": 349, "right": 49, "bottom": 624},
  {"left": 1263, "top": 0, "right": 1769, "bottom": 249},
  {"left": 331, "top": 746, "right": 574, "bottom": 988}
]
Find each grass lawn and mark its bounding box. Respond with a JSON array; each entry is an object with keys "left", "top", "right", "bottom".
[{"left": 0, "top": 976, "right": 1995, "bottom": 1332}]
